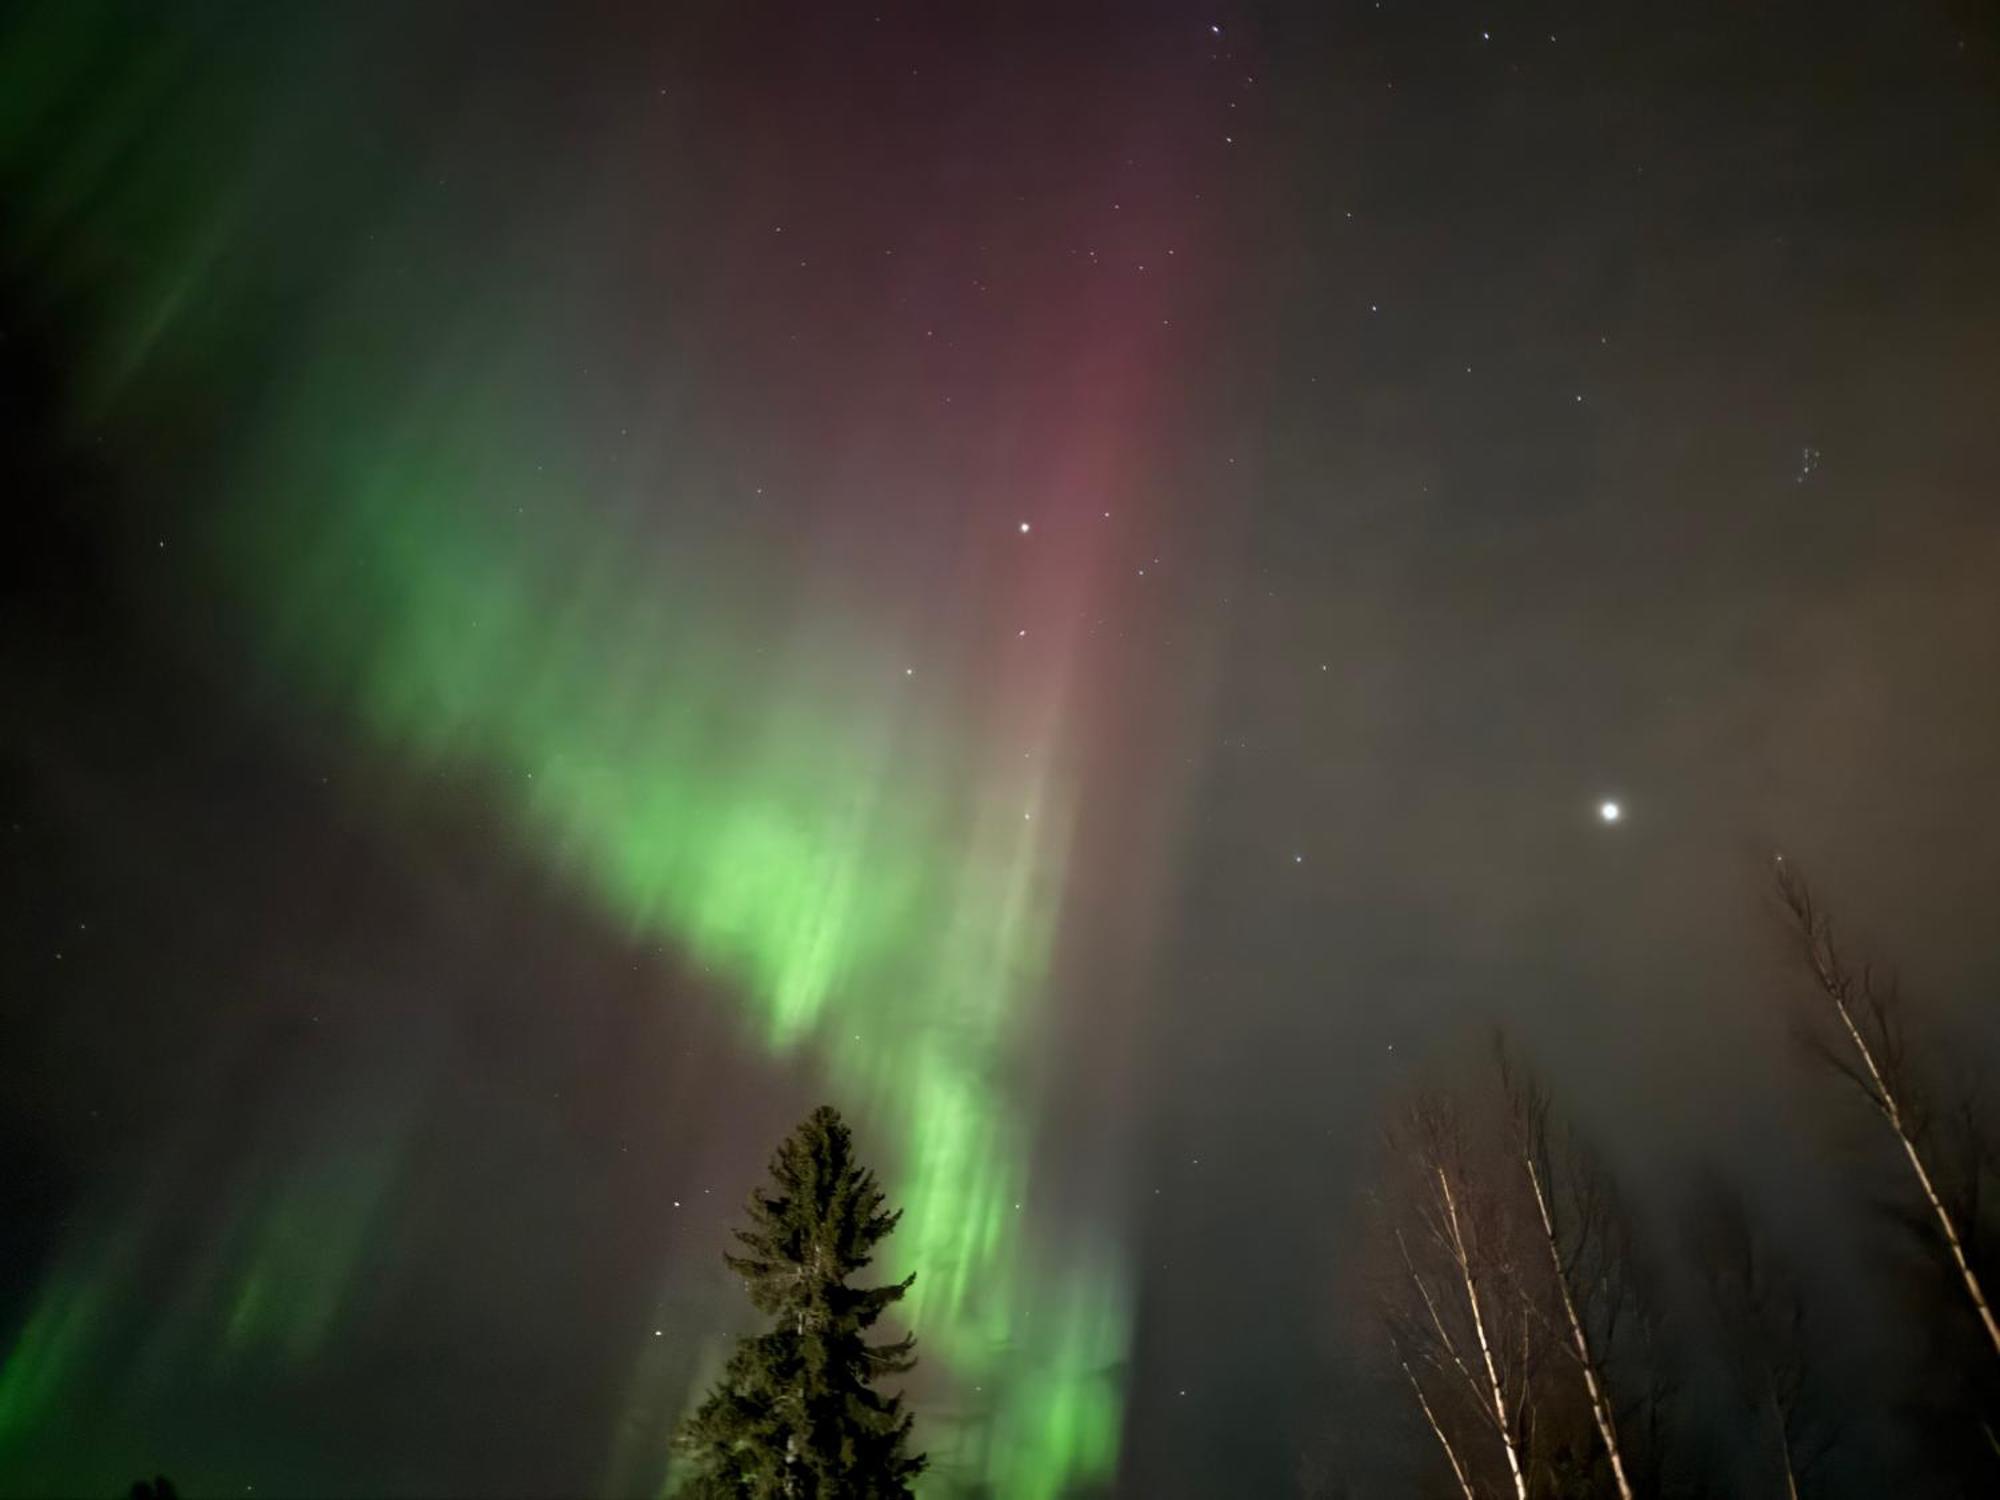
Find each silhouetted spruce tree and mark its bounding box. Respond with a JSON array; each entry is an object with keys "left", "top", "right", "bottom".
[{"left": 674, "top": 1105, "right": 926, "bottom": 1499}]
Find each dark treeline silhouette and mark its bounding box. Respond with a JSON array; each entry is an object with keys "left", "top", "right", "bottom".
[
  {"left": 1682, "top": 1173, "right": 1836, "bottom": 1498},
  {"left": 1356, "top": 861, "right": 1999, "bottom": 1497}
]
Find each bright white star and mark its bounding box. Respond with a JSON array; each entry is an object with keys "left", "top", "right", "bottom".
[{"left": 1599, "top": 800, "right": 1622, "bottom": 823}]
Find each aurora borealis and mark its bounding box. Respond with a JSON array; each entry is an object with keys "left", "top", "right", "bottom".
[
  {"left": 2, "top": 6, "right": 1217, "bottom": 1493},
  {"left": 6, "top": 3, "right": 2000, "bottom": 1496}
]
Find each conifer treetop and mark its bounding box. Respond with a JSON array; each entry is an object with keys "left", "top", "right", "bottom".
[{"left": 674, "top": 1105, "right": 926, "bottom": 1499}]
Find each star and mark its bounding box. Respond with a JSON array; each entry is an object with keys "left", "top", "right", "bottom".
[
  {"left": 1599, "top": 800, "right": 1622, "bottom": 823},
  {"left": 1018, "top": 520, "right": 1031, "bottom": 533}
]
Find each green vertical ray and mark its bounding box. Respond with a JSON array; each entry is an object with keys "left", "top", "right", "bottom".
[{"left": 0, "top": 1267, "right": 108, "bottom": 1447}]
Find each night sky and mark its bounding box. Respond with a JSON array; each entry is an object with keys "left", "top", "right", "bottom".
[{"left": 4, "top": 3, "right": 2000, "bottom": 1496}]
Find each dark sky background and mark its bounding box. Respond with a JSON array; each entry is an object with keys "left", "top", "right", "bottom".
[{"left": 4, "top": 3, "right": 1999, "bottom": 1497}]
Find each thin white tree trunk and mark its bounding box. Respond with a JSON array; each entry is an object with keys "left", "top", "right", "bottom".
[
  {"left": 1522, "top": 1151, "right": 1635, "bottom": 1500},
  {"left": 1438, "top": 1166, "right": 1530, "bottom": 1500},
  {"left": 1399, "top": 1231, "right": 1480, "bottom": 1398},
  {"left": 1401, "top": 1359, "right": 1478, "bottom": 1500},
  {"left": 1769, "top": 1380, "right": 1800, "bottom": 1500},
  {"left": 1786, "top": 869, "right": 2000, "bottom": 1364},
  {"left": 1822, "top": 965, "right": 2000, "bottom": 1361}
]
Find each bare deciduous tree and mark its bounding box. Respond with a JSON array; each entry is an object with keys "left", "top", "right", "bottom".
[
  {"left": 1773, "top": 859, "right": 2000, "bottom": 1363},
  {"left": 1376, "top": 1091, "right": 1541, "bottom": 1500},
  {"left": 1499, "top": 1046, "right": 1639, "bottom": 1500}
]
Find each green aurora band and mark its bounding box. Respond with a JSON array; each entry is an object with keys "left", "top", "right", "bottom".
[
  {"left": 0, "top": 8, "right": 1162, "bottom": 1496},
  {"left": 237, "top": 338, "right": 1130, "bottom": 1498}
]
